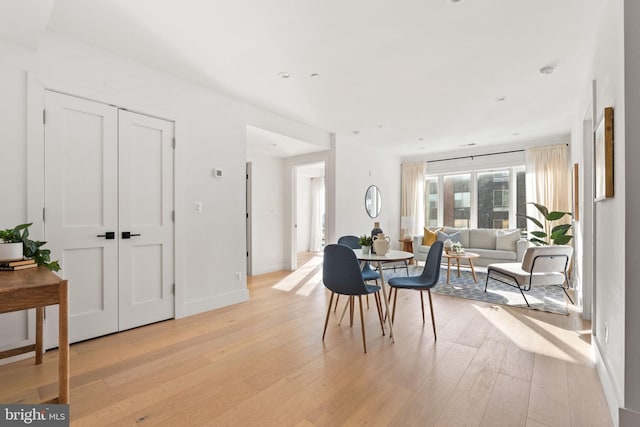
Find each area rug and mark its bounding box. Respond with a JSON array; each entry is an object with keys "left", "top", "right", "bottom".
[{"left": 382, "top": 266, "right": 570, "bottom": 315}]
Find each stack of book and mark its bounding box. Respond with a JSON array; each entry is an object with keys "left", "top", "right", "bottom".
[{"left": 0, "top": 259, "right": 37, "bottom": 271}]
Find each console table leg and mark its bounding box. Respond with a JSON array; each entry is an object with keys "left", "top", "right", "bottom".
[
  {"left": 35, "top": 307, "right": 44, "bottom": 365},
  {"left": 59, "top": 280, "right": 69, "bottom": 404}
]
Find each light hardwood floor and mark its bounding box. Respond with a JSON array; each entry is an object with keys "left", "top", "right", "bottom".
[{"left": 0, "top": 252, "right": 612, "bottom": 426}]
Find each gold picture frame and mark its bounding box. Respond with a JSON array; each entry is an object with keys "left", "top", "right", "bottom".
[{"left": 594, "top": 107, "right": 614, "bottom": 201}]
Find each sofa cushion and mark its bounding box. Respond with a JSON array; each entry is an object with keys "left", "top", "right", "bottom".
[
  {"left": 469, "top": 228, "right": 497, "bottom": 249},
  {"left": 470, "top": 248, "right": 517, "bottom": 261},
  {"left": 496, "top": 229, "right": 521, "bottom": 251},
  {"left": 422, "top": 227, "right": 439, "bottom": 245},
  {"left": 437, "top": 230, "right": 461, "bottom": 244}
]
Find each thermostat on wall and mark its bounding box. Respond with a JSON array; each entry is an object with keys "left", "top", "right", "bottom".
[{"left": 212, "top": 169, "right": 223, "bottom": 178}]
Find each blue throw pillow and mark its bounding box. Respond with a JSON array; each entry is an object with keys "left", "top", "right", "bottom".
[{"left": 437, "top": 230, "right": 461, "bottom": 244}]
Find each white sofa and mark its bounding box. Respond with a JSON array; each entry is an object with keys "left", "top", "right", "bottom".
[{"left": 413, "top": 227, "right": 530, "bottom": 268}]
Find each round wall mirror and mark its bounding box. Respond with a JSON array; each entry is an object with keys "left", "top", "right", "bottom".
[{"left": 365, "top": 185, "right": 381, "bottom": 218}]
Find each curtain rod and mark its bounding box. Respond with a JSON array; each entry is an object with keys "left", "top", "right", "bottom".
[
  {"left": 427, "top": 149, "right": 524, "bottom": 163},
  {"left": 426, "top": 144, "right": 568, "bottom": 164}
]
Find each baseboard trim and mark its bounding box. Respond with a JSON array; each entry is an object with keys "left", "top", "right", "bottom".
[
  {"left": 182, "top": 289, "right": 250, "bottom": 318},
  {"left": 620, "top": 407, "right": 640, "bottom": 427},
  {"left": 594, "top": 338, "right": 622, "bottom": 426}
]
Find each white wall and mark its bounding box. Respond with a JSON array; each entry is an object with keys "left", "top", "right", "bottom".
[
  {"left": 569, "top": 0, "right": 640, "bottom": 424},
  {"left": 0, "top": 31, "right": 329, "bottom": 346},
  {"left": 247, "top": 155, "right": 287, "bottom": 275},
  {"left": 333, "top": 135, "right": 402, "bottom": 248},
  {"left": 623, "top": 0, "right": 640, "bottom": 421},
  {"left": 592, "top": 0, "right": 625, "bottom": 422},
  {"left": 296, "top": 174, "right": 312, "bottom": 252}
]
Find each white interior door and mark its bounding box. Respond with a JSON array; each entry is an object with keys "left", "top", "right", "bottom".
[
  {"left": 44, "top": 91, "right": 119, "bottom": 342},
  {"left": 44, "top": 91, "right": 175, "bottom": 343},
  {"left": 118, "top": 110, "right": 174, "bottom": 330}
]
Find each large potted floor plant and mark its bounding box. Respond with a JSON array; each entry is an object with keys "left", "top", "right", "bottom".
[
  {"left": 520, "top": 202, "right": 573, "bottom": 245},
  {"left": 0, "top": 223, "right": 60, "bottom": 270}
]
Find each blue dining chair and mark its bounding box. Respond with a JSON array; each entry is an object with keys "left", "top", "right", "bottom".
[
  {"left": 336, "top": 235, "right": 380, "bottom": 310},
  {"left": 322, "top": 244, "right": 385, "bottom": 353},
  {"left": 337, "top": 235, "right": 380, "bottom": 282},
  {"left": 387, "top": 240, "right": 443, "bottom": 340}
]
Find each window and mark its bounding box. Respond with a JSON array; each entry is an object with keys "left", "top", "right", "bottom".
[
  {"left": 425, "top": 167, "right": 525, "bottom": 229},
  {"left": 478, "top": 170, "right": 509, "bottom": 227},
  {"left": 425, "top": 177, "right": 438, "bottom": 227},
  {"left": 493, "top": 190, "right": 509, "bottom": 208},
  {"left": 443, "top": 174, "right": 470, "bottom": 228}
]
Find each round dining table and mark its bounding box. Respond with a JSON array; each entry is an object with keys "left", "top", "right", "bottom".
[{"left": 352, "top": 249, "right": 414, "bottom": 341}]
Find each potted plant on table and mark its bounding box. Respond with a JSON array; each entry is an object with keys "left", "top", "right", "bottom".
[
  {"left": 0, "top": 223, "right": 60, "bottom": 271},
  {"left": 451, "top": 242, "right": 464, "bottom": 255},
  {"left": 358, "top": 235, "right": 373, "bottom": 254}
]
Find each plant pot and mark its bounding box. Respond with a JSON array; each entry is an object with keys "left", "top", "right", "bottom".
[
  {"left": 0, "top": 242, "right": 23, "bottom": 262},
  {"left": 362, "top": 245, "right": 371, "bottom": 255}
]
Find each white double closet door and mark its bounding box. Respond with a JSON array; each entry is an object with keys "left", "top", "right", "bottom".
[{"left": 44, "top": 91, "right": 174, "bottom": 343}]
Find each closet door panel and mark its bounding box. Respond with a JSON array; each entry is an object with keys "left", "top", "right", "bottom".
[
  {"left": 118, "top": 110, "right": 174, "bottom": 330},
  {"left": 44, "top": 90, "right": 119, "bottom": 343}
]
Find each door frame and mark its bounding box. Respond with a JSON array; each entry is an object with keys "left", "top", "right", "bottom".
[
  {"left": 284, "top": 151, "right": 334, "bottom": 270},
  {"left": 26, "top": 73, "right": 180, "bottom": 347},
  {"left": 246, "top": 162, "right": 253, "bottom": 277}
]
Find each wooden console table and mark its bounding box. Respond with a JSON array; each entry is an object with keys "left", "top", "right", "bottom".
[
  {"left": 0, "top": 267, "right": 69, "bottom": 404},
  {"left": 399, "top": 239, "right": 415, "bottom": 265}
]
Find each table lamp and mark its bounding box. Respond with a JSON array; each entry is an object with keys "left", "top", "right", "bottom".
[{"left": 400, "top": 216, "right": 415, "bottom": 241}]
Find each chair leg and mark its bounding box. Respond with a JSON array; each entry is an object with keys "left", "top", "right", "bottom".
[
  {"left": 487, "top": 268, "right": 531, "bottom": 307},
  {"left": 419, "top": 290, "right": 425, "bottom": 324},
  {"left": 338, "top": 297, "right": 349, "bottom": 326},
  {"left": 367, "top": 294, "right": 370, "bottom": 309},
  {"left": 334, "top": 294, "right": 340, "bottom": 312},
  {"left": 322, "top": 292, "right": 335, "bottom": 341},
  {"left": 391, "top": 287, "right": 399, "bottom": 323},
  {"left": 562, "top": 273, "right": 575, "bottom": 304},
  {"left": 518, "top": 285, "right": 530, "bottom": 307},
  {"left": 427, "top": 289, "right": 437, "bottom": 340},
  {"left": 374, "top": 292, "right": 385, "bottom": 335},
  {"left": 562, "top": 287, "right": 575, "bottom": 305},
  {"left": 350, "top": 296, "right": 355, "bottom": 327},
  {"left": 358, "top": 295, "right": 367, "bottom": 353}
]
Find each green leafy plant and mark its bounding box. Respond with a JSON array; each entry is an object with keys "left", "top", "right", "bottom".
[
  {"left": 519, "top": 202, "right": 573, "bottom": 246},
  {"left": 358, "top": 235, "right": 373, "bottom": 247},
  {"left": 0, "top": 223, "right": 61, "bottom": 271}
]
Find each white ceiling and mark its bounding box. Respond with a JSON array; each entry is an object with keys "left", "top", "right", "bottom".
[
  {"left": 4, "top": 0, "right": 605, "bottom": 157},
  {"left": 246, "top": 125, "right": 328, "bottom": 158}
]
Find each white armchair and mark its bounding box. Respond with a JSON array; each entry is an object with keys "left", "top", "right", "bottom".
[{"left": 484, "top": 245, "right": 574, "bottom": 306}]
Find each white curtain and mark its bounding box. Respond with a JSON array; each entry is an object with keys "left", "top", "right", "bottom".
[
  {"left": 401, "top": 162, "right": 426, "bottom": 235},
  {"left": 309, "top": 177, "right": 325, "bottom": 252},
  {"left": 525, "top": 144, "right": 571, "bottom": 227}
]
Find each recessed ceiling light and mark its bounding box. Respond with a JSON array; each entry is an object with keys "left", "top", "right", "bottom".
[
  {"left": 278, "top": 72, "right": 291, "bottom": 79},
  {"left": 496, "top": 96, "right": 506, "bottom": 102},
  {"left": 418, "top": 137, "right": 424, "bottom": 141},
  {"left": 512, "top": 132, "right": 520, "bottom": 136},
  {"left": 310, "top": 73, "right": 320, "bottom": 78},
  {"left": 539, "top": 66, "right": 555, "bottom": 75},
  {"left": 450, "top": 0, "right": 464, "bottom": 3},
  {"left": 353, "top": 130, "right": 360, "bottom": 135},
  {"left": 378, "top": 125, "right": 383, "bottom": 128}
]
